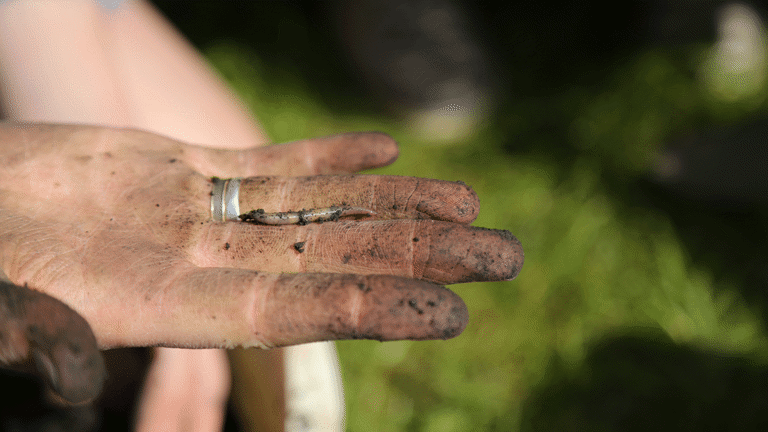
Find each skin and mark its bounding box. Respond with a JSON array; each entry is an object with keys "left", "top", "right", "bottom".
[{"left": 0, "top": 123, "right": 523, "bottom": 399}]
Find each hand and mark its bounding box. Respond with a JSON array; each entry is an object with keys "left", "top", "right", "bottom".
[{"left": 0, "top": 123, "right": 523, "bottom": 401}]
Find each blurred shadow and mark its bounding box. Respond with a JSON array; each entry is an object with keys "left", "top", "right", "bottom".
[
  {"left": 637, "top": 118, "right": 768, "bottom": 326},
  {"left": 0, "top": 348, "right": 244, "bottom": 432},
  {"left": 0, "top": 348, "right": 151, "bottom": 432},
  {"left": 479, "top": 1, "right": 768, "bottom": 333},
  {"left": 521, "top": 328, "right": 768, "bottom": 432},
  {"left": 0, "top": 369, "right": 97, "bottom": 432},
  {"left": 153, "top": 0, "right": 377, "bottom": 116}
]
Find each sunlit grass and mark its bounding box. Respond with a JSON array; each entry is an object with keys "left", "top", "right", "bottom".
[{"left": 206, "top": 41, "right": 768, "bottom": 431}]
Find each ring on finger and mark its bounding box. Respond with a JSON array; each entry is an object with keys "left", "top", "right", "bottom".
[{"left": 210, "top": 177, "right": 242, "bottom": 221}]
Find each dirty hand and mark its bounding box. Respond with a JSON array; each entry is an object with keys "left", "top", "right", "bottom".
[{"left": 0, "top": 123, "right": 523, "bottom": 403}]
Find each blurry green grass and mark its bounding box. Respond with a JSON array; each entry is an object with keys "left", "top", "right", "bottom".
[{"left": 206, "top": 42, "right": 768, "bottom": 431}]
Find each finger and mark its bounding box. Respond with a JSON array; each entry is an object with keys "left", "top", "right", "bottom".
[
  {"left": 236, "top": 175, "right": 479, "bottom": 224},
  {"left": 191, "top": 220, "right": 523, "bottom": 285},
  {"left": 135, "top": 349, "right": 230, "bottom": 432},
  {"left": 186, "top": 132, "right": 399, "bottom": 177},
  {"left": 101, "top": 271, "right": 467, "bottom": 349},
  {"left": 0, "top": 282, "right": 106, "bottom": 404}
]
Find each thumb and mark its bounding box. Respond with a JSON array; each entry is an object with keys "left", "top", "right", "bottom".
[{"left": 0, "top": 281, "right": 106, "bottom": 404}]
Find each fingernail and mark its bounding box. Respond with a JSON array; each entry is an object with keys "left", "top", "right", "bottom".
[
  {"left": 54, "top": 343, "right": 107, "bottom": 405},
  {"left": 32, "top": 343, "right": 106, "bottom": 405},
  {"left": 32, "top": 348, "right": 60, "bottom": 394}
]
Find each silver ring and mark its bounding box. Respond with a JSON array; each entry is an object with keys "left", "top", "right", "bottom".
[{"left": 210, "top": 177, "right": 242, "bottom": 221}]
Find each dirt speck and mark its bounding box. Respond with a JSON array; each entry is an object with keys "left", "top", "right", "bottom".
[
  {"left": 407, "top": 298, "right": 424, "bottom": 314},
  {"left": 294, "top": 241, "right": 306, "bottom": 253}
]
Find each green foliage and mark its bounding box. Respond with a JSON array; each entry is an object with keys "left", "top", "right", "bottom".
[{"left": 206, "top": 40, "right": 768, "bottom": 431}]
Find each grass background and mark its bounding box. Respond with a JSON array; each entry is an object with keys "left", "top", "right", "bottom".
[{"left": 157, "top": 2, "right": 768, "bottom": 430}]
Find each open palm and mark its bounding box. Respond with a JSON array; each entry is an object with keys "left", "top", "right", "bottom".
[{"left": 0, "top": 123, "right": 523, "bottom": 402}]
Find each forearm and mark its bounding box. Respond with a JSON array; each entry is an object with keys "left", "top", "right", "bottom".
[
  {"left": 0, "top": 0, "right": 268, "bottom": 149},
  {"left": 100, "top": 0, "right": 269, "bottom": 148},
  {"left": 0, "top": 1, "right": 131, "bottom": 125}
]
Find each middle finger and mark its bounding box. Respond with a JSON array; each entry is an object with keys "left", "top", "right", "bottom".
[{"left": 190, "top": 220, "right": 523, "bottom": 285}]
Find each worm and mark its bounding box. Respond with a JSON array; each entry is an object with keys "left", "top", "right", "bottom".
[{"left": 239, "top": 206, "right": 376, "bottom": 225}]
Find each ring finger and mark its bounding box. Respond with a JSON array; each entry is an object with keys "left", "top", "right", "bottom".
[{"left": 237, "top": 174, "right": 479, "bottom": 224}]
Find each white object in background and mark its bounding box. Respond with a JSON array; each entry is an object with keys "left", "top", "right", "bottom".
[{"left": 284, "top": 342, "right": 346, "bottom": 432}]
